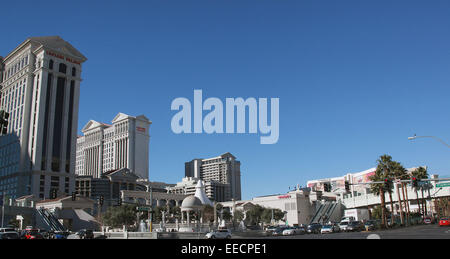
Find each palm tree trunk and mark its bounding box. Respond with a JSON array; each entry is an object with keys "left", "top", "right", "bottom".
[
  {"left": 380, "top": 187, "right": 387, "bottom": 229},
  {"left": 415, "top": 189, "right": 421, "bottom": 217},
  {"left": 403, "top": 183, "right": 411, "bottom": 223},
  {"left": 396, "top": 183, "right": 404, "bottom": 225},
  {"left": 388, "top": 192, "right": 395, "bottom": 225},
  {"left": 401, "top": 183, "right": 408, "bottom": 224},
  {"left": 421, "top": 188, "right": 427, "bottom": 216}
]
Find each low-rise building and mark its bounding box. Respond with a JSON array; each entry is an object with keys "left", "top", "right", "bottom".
[
  {"left": 75, "top": 168, "right": 146, "bottom": 212},
  {"left": 220, "top": 188, "right": 316, "bottom": 226},
  {"left": 167, "top": 177, "right": 228, "bottom": 202}
]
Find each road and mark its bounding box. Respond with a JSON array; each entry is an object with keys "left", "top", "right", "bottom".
[{"left": 235, "top": 224, "right": 450, "bottom": 239}]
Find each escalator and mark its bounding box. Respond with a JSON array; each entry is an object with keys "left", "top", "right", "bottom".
[
  {"left": 37, "top": 208, "right": 66, "bottom": 232},
  {"left": 309, "top": 203, "right": 326, "bottom": 224},
  {"left": 310, "top": 202, "right": 339, "bottom": 224}
]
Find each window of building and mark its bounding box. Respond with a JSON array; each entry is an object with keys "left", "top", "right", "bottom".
[{"left": 58, "top": 63, "right": 67, "bottom": 74}]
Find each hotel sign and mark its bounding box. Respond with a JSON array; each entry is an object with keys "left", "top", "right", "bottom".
[
  {"left": 278, "top": 195, "right": 291, "bottom": 199},
  {"left": 46, "top": 50, "right": 81, "bottom": 65},
  {"left": 136, "top": 127, "right": 146, "bottom": 133}
]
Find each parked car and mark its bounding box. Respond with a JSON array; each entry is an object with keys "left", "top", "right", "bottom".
[
  {"left": 306, "top": 223, "right": 322, "bottom": 234},
  {"left": 272, "top": 226, "right": 288, "bottom": 236},
  {"left": 423, "top": 217, "right": 434, "bottom": 224},
  {"left": 75, "top": 229, "right": 94, "bottom": 239},
  {"left": 294, "top": 226, "right": 306, "bottom": 235},
  {"left": 347, "top": 221, "right": 363, "bottom": 232},
  {"left": 339, "top": 221, "right": 350, "bottom": 232},
  {"left": 364, "top": 220, "right": 376, "bottom": 231},
  {"left": 439, "top": 217, "right": 450, "bottom": 227},
  {"left": 320, "top": 224, "right": 340, "bottom": 234},
  {"left": 0, "top": 232, "right": 20, "bottom": 239},
  {"left": 0, "top": 227, "right": 16, "bottom": 233},
  {"left": 21, "top": 229, "right": 44, "bottom": 239},
  {"left": 282, "top": 226, "right": 304, "bottom": 236},
  {"left": 264, "top": 226, "right": 278, "bottom": 235},
  {"left": 205, "top": 229, "right": 232, "bottom": 239},
  {"left": 52, "top": 231, "right": 70, "bottom": 239}
]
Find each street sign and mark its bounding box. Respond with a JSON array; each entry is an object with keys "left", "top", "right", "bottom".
[
  {"left": 436, "top": 182, "right": 450, "bottom": 188},
  {"left": 137, "top": 207, "right": 152, "bottom": 212}
]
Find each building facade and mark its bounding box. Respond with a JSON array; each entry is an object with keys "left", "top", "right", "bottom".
[
  {"left": 220, "top": 189, "right": 315, "bottom": 226},
  {"left": 167, "top": 177, "right": 228, "bottom": 202},
  {"left": 0, "top": 36, "right": 86, "bottom": 199},
  {"left": 185, "top": 153, "right": 241, "bottom": 201},
  {"left": 306, "top": 167, "right": 450, "bottom": 217},
  {"left": 76, "top": 113, "right": 151, "bottom": 180},
  {"left": 75, "top": 168, "right": 146, "bottom": 212}
]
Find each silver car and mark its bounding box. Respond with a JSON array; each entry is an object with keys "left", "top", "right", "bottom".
[{"left": 205, "top": 229, "right": 232, "bottom": 239}]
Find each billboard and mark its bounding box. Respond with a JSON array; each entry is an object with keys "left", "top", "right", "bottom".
[{"left": 352, "top": 170, "right": 375, "bottom": 192}]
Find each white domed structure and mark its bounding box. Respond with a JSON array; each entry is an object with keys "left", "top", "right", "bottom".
[
  {"left": 194, "top": 180, "right": 213, "bottom": 206},
  {"left": 181, "top": 195, "right": 203, "bottom": 209},
  {"left": 180, "top": 195, "right": 204, "bottom": 229}
]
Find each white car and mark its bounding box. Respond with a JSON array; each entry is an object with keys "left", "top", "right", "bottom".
[
  {"left": 205, "top": 229, "right": 232, "bottom": 239},
  {"left": 321, "top": 224, "right": 339, "bottom": 234},
  {"left": 339, "top": 221, "right": 350, "bottom": 232},
  {"left": 282, "top": 227, "right": 304, "bottom": 236}
]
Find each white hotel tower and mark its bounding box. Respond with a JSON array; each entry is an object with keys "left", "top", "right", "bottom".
[
  {"left": 0, "top": 36, "right": 86, "bottom": 199},
  {"left": 76, "top": 113, "right": 151, "bottom": 180}
]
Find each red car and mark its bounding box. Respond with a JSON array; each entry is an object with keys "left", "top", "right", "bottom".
[
  {"left": 439, "top": 217, "right": 450, "bottom": 227},
  {"left": 21, "top": 229, "right": 44, "bottom": 239}
]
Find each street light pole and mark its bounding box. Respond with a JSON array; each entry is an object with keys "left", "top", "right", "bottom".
[
  {"left": 149, "top": 187, "right": 153, "bottom": 233},
  {"left": 408, "top": 135, "right": 450, "bottom": 148}
]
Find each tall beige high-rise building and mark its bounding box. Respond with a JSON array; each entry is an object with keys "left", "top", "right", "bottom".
[
  {"left": 75, "top": 113, "right": 151, "bottom": 180},
  {"left": 0, "top": 36, "right": 87, "bottom": 199},
  {"left": 185, "top": 152, "right": 241, "bottom": 201}
]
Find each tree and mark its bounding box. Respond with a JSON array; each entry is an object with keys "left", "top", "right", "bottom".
[
  {"left": 371, "top": 205, "right": 383, "bottom": 220},
  {"left": 376, "top": 155, "right": 397, "bottom": 225},
  {"left": 370, "top": 157, "right": 389, "bottom": 229},
  {"left": 102, "top": 204, "right": 137, "bottom": 228},
  {"left": 233, "top": 210, "right": 245, "bottom": 222},
  {"left": 411, "top": 167, "right": 429, "bottom": 217},
  {"left": 245, "top": 205, "right": 265, "bottom": 225},
  {"left": 391, "top": 161, "right": 409, "bottom": 225},
  {"left": 222, "top": 209, "right": 232, "bottom": 221},
  {"left": 261, "top": 208, "right": 285, "bottom": 224},
  {"left": 203, "top": 205, "right": 215, "bottom": 223}
]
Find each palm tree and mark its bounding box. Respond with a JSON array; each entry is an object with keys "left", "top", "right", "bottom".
[
  {"left": 391, "top": 161, "right": 407, "bottom": 225},
  {"left": 369, "top": 166, "right": 388, "bottom": 229},
  {"left": 376, "top": 155, "right": 396, "bottom": 225},
  {"left": 411, "top": 167, "right": 429, "bottom": 217}
]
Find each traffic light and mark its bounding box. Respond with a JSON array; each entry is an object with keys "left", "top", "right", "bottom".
[
  {"left": 50, "top": 189, "right": 57, "bottom": 199},
  {"left": 72, "top": 192, "right": 76, "bottom": 201},
  {"left": 412, "top": 177, "right": 418, "bottom": 188},
  {"left": 323, "top": 183, "right": 331, "bottom": 192},
  {"left": 344, "top": 181, "right": 350, "bottom": 192},
  {"left": 99, "top": 195, "right": 104, "bottom": 206},
  {"left": 384, "top": 179, "right": 392, "bottom": 189},
  {"left": 118, "top": 198, "right": 122, "bottom": 206},
  {"left": 0, "top": 110, "right": 9, "bottom": 135}
]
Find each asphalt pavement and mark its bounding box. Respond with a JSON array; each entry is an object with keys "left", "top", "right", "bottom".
[{"left": 236, "top": 224, "right": 450, "bottom": 239}]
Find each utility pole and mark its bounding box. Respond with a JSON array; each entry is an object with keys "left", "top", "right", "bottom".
[
  {"left": 1, "top": 193, "right": 4, "bottom": 228},
  {"left": 149, "top": 187, "right": 153, "bottom": 233}
]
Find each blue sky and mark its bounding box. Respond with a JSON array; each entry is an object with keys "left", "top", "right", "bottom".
[{"left": 2, "top": 0, "right": 450, "bottom": 199}]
